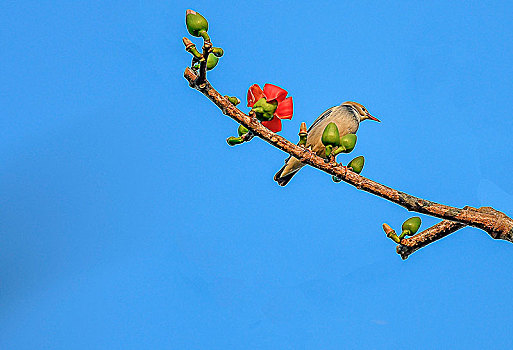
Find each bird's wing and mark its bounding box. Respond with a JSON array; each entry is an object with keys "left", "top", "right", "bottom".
[
  {"left": 280, "top": 107, "right": 336, "bottom": 162},
  {"left": 307, "top": 106, "right": 336, "bottom": 132}
]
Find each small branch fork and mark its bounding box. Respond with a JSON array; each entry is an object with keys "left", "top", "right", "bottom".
[{"left": 182, "top": 39, "right": 513, "bottom": 260}]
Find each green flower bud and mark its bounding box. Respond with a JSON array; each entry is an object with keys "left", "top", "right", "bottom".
[
  {"left": 398, "top": 230, "right": 410, "bottom": 240},
  {"left": 186, "top": 10, "right": 209, "bottom": 39},
  {"left": 347, "top": 156, "right": 365, "bottom": 174},
  {"left": 237, "top": 125, "right": 249, "bottom": 136},
  {"left": 212, "top": 47, "right": 224, "bottom": 57},
  {"left": 401, "top": 217, "right": 421, "bottom": 236},
  {"left": 228, "top": 96, "right": 240, "bottom": 106},
  {"left": 226, "top": 136, "right": 244, "bottom": 146},
  {"left": 321, "top": 122, "right": 340, "bottom": 147},
  {"left": 206, "top": 54, "right": 219, "bottom": 70},
  {"left": 339, "top": 134, "right": 357, "bottom": 153},
  {"left": 251, "top": 98, "right": 277, "bottom": 121}
]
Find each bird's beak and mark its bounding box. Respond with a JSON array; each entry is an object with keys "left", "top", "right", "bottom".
[{"left": 367, "top": 114, "right": 381, "bottom": 122}]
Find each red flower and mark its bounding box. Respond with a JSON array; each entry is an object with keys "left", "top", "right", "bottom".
[{"left": 247, "top": 84, "right": 293, "bottom": 132}]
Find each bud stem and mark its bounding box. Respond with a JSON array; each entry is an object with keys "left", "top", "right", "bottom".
[
  {"left": 325, "top": 145, "right": 333, "bottom": 158},
  {"left": 332, "top": 145, "right": 346, "bottom": 156},
  {"left": 199, "top": 30, "right": 210, "bottom": 42},
  {"left": 182, "top": 37, "right": 204, "bottom": 60},
  {"left": 398, "top": 230, "right": 411, "bottom": 240},
  {"left": 383, "top": 223, "right": 401, "bottom": 243}
]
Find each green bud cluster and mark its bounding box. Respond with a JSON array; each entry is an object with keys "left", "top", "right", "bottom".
[
  {"left": 321, "top": 123, "right": 358, "bottom": 158},
  {"left": 185, "top": 10, "right": 224, "bottom": 71},
  {"left": 225, "top": 125, "right": 251, "bottom": 147}
]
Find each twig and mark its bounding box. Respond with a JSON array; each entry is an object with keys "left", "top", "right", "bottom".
[
  {"left": 397, "top": 220, "right": 466, "bottom": 259},
  {"left": 198, "top": 41, "right": 212, "bottom": 85}
]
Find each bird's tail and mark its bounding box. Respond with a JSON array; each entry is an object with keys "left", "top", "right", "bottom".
[
  {"left": 273, "top": 158, "right": 304, "bottom": 186},
  {"left": 274, "top": 166, "right": 297, "bottom": 186}
]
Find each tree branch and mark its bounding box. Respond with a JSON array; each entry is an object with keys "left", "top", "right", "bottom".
[
  {"left": 397, "top": 220, "right": 466, "bottom": 259},
  {"left": 183, "top": 67, "right": 513, "bottom": 258}
]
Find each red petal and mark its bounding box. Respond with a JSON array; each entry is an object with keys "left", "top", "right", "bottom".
[
  {"left": 275, "top": 96, "right": 293, "bottom": 119},
  {"left": 263, "top": 84, "right": 288, "bottom": 103},
  {"left": 247, "top": 84, "right": 264, "bottom": 107},
  {"left": 262, "top": 117, "right": 282, "bottom": 133}
]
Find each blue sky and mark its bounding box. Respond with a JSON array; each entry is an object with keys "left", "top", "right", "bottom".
[{"left": 2, "top": 0, "right": 513, "bottom": 348}]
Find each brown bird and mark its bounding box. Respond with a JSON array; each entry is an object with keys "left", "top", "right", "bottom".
[{"left": 274, "top": 101, "right": 380, "bottom": 186}]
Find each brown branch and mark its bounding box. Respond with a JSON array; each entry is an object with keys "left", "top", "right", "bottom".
[
  {"left": 183, "top": 67, "right": 513, "bottom": 258},
  {"left": 397, "top": 206, "right": 513, "bottom": 259},
  {"left": 397, "top": 220, "right": 466, "bottom": 259},
  {"left": 198, "top": 41, "right": 212, "bottom": 84}
]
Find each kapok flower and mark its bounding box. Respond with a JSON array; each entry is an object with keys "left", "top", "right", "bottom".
[{"left": 247, "top": 84, "right": 293, "bottom": 133}]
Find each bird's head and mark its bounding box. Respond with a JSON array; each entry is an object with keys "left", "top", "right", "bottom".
[{"left": 342, "top": 101, "right": 380, "bottom": 123}]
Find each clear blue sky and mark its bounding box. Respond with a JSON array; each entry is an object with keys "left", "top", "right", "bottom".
[{"left": 2, "top": 1, "right": 513, "bottom": 349}]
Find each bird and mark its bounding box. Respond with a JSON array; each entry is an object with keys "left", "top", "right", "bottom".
[{"left": 273, "top": 101, "right": 380, "bottom": 186}]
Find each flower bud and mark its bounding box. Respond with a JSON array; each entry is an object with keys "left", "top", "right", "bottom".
[
  {"left": 206, "top": 54, "right": 219, "bottom": 70},
  {"left": 226, "top": 136, "right": 244, "bottom": 146},
  {"left": 299, "top": 122, "right": 307, "bottom": 135},
  {"left": 212, "top": 47, "right": 224, "bottom": 57},
  {"left": 383, "top": 223, "right": 401, "bottom": 243},
  {"left": 347, "top": 156, "right": 364, "bottom": 174},
  {"left": 401, "top": 217, "right": 421, "bottom": 236},
  {"left": 339, "top": 134, "right": 357, "bottom": 153},
  {"left": 298, "top": 122, "right": 308, "bottom": 146},
  {"left": 228, "top": 96, "right": 240, "bottom": 106},
  {"left": 237, "top": 125, "right": 249, "bottom": 136},
  {"left": 185, "top": 10, "right": 209, "bottom": 38},
  {"left": 321, "top": 122, "right": 340, "bottom": 147}
]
